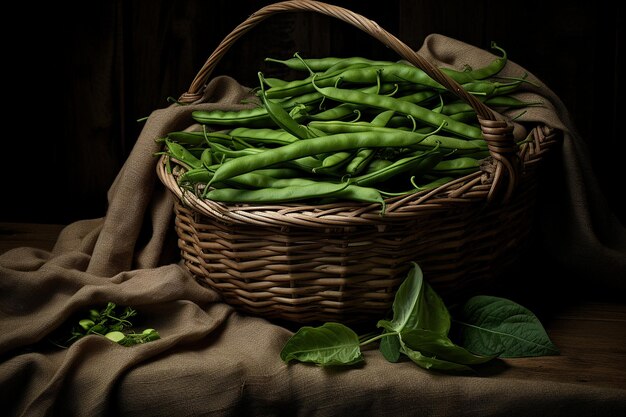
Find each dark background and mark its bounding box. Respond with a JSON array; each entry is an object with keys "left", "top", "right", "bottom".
[{"left": 2, "top": 0, "right": 624, "bottom": 225}]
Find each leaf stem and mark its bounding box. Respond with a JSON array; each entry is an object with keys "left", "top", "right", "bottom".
[{"left": 359, "top": 332, "right": 398, "bottom": 347}]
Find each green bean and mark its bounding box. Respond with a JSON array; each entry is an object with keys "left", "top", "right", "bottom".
[
  {"left": 209, "top": 142, "right": 265, "bottom": 159},
  {"left": 205, "top": 181, "right": 350, "bottom": 203},
  {"left": 397, "top": 90, "right": 439, "bottom": 104},
  {"left": 208, "top": 130, "right": 437, "bottom": 185},
  {"left": 278, "top": 90, "right": 326, "bottom": 108},
  {"left": 455, "top": 150, "right": 491, "bottom": 160},
  {"left": 308, "top": 103, "right": 361, "bottom": 121},
  {"left": 432, "top": 94, "right": 445, "bottom": 114},
  {"left": 386, "top": 116, "right": 432, "bottom": 130},
  {"left": 201, "top": 148, "right": 213, "bottom": 168},
  {"left": 340, "top": 64, "right": 444, "bottom": 88},
  {"left": 322, "top": 60, "right": 390, "bottom": 75},
  {"left": 186, "top": 147, "right": 209, "bottom": 159},
  {"left": 345, "top": 148, "right": 375, "bottom": 175},
  {"left": 364, "top": 159, "right": 395, "bottom": 174},
  {"left": 164, "top": 131, "right": 204, "bottom": 146},
  {"left": 441, "top": 102, "right": 474, "bottom": 116},
  {"left": 449, "top": 111, "right": 477, "bottom": 122},
  {"left": 306, "top": 83, "right": 398, "bottom": 121},
  {"left": 181, "top": 165, "right": 305, "bottom": 190},
  {"left": 395, "top": 43, "right": 506, "bottom": 87},
  {"left": 350, "top": 147, "right": 442, "bottom": 187},
  {"left": 221, "top": 171, "right": 318, "bottom": 189},
  {"left": 164, "top": 140, "right": 203, "bottom": 169},
  {"left": 178, "top": 167, "right": 214, "bottom": 185},
  {"left": 462, "top": 42, "right": 507, "bottom": 80},
  {"left": 429, "top": 157, "right": 481, "bottom": 176},
  {"left": 266, "top": 44, "right": 506, "bottom": 83},
  {"left": 172, "top": 46, "right": 532, "bottom": 207},
  {"left": 263, "top": 65, "right": 361, "bottom": 99},
  {"left": 410, "top": 176, "right": 455, "bottom": 191},
  {"left": 439, "top": 95, "right": 535, "bottom": 117},
  {"left": 205, "top": 181, "right": 385, "bottom": 211},
  {"left": 483, "top": 95, "right": 542, "bottom": 108},
  {"left": 229, "top": 127, "right": 299, "bottom": 146},
  {"left": 306, "top": 122, "right": 486, "bottom": 154},
  {"left": 370, "top": 110, "right": 396, "bottom": 127},
  {"left": 283, "top": 156, "right": 324, "bottom": 173},
  {"left": 313, "top": 151, "right": 354, "bottom": 175},
  {"left": 321, "top": 151, "right": 353, "bottom": 168},
  {"left": 191, "top": 102, "right": 316, "bottom": 129},
  {"left": 311, "top": 81, "right": 483, "bottom": 139},
  {"left": 192, "top": 106, "right": 271, "bottom": 127},
  {"left": 166, "top": 131, "right": 232, "bottom": 147},
  {"left": 461, "top": 79, "right": 524, "bottom": 97},
  {"left": 265, "top": 55, "right": 394, "bottom": 72},
  {"left": 210, "top": 145, "right": 323, "bottom": 174},
  {"left": 252, "top": 168, "right": 303, "bottom": 178},
  {"left": 307, "top": 120, "right": 375, "bottom": 133},
  {"left": 259, "top": 72, "right": 317, "bottom": 139},
  {"left": 333, "top": 184, "right": 385, "bottom": 211},
  {"left": 261, "top": 77, "right": 290, "bottom": 88}
]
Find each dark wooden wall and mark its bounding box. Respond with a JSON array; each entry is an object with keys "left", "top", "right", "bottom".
[{"left": 3, "top": 0, "right": 624, "bottom": 225}]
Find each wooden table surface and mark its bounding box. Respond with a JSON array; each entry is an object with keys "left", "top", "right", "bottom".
[{"left": 1, "top": 222, "right": 625, "bottom": 391}]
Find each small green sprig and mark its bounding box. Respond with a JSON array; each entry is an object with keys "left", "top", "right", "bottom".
[{"left": 65, "top": 302, "right": 160, "bottom": 347}]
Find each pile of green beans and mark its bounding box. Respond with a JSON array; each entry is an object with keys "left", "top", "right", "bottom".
[{"left": 161, "top": 45, "right": 534, "bottom": 213}]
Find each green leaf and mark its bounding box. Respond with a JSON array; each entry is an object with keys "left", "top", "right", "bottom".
[
  {"left": 455, "top": 295, "right": 559, "bottom": 358},
  {"left": 379, "top": 334, "right": 401, "bottom": 363},
  {"left": 377, "top": 262, "right": 450, "bottom": 335},
  {"left": 418, "top": 279, "right": 450, "bottom": 335},
  {"left": 78, "top": 319, "right": 95, "bottom": 330},
  {"left": 400, "top": 344, "right": 473, "bottom": 373},
  {"left": 105, "top": 331, "right": 126, "bottom": 343},
  {"left": 280, "top": 322, "right": 363, "bottom": 366},
  {"left": 401, "top": 329, "right": 495, "bottom": 365}
]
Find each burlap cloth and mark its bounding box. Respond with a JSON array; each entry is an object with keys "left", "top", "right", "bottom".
[{"left": 1, "top": 34, "right": 625, "bottom": 416}]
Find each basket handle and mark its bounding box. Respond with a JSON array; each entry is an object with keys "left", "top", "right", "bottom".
[{"left": 178, "top": 0, "right": 519, "bottom": 202}]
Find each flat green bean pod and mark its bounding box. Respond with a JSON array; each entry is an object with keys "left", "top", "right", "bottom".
[
  {"left": 229, "top": 127, "right": 299, "bottom": 146},
  {"left": 192, "top": 106, "right": 271, "bottom": 127}
]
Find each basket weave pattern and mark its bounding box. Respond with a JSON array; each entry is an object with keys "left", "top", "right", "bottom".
[{"left": 157, "top": 0, "right": 561, "bottom": 323}]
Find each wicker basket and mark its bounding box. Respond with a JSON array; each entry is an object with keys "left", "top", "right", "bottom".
[{"left": 157, "top": 0, "right": 560, "bottom": 323}]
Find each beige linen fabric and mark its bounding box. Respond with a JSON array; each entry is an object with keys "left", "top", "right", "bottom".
[{"left": 1, "top": 35, "right": 625, "bottom": 417}]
